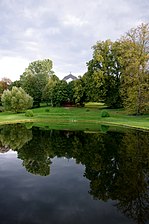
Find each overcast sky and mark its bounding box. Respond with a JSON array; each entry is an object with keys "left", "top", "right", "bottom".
[{"left": 0, "top": 0, "right": 148, "bottom": 81}]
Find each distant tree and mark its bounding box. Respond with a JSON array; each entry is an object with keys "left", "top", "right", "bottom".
[
  {"left": 1, "top": 86, "right": 33, "bottom": 112},
  {"left": 20, "top": 59, "right": 53, "bottom": 107},
  {"left": 1, "top": 77, "right": 12, "bottom": 85},
  {"left": 67, "top": 80, "right": 75, "bottom": 104},
  {"left": 9, "top": 80, "right": 21, "bottom": 89},
  {"left": 0, "top": 77, "right": 12, "bottom": 97},
  {"left": 73, "top": 77, "right": 87, "bottom": 106},
  {"left": 52, "top": 80, "right": 69, "bottom": 106},
  {"left": 43, "top": 77, "right": 77, "bottom": 107}
]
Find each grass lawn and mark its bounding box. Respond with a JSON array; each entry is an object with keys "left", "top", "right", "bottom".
[{"left": 0, "top": 104, "right": 148, "bottom": 131}]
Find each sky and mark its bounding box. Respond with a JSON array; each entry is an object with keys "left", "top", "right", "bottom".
[{"left": 0, "top": 0, "right": 148, "bottom": 81}]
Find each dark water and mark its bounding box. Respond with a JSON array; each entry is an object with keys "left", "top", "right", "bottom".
[{"left": 0, "top": 124, "right": 149, "bottom": 224}]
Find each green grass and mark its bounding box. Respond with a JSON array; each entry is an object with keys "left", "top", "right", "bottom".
[{"left": 0, "top": 105, "right": 148, "bottom": 131}]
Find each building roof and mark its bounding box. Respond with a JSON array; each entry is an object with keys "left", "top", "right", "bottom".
[{"left": 62, "top": 73, "right": 78, "bottom": 82}]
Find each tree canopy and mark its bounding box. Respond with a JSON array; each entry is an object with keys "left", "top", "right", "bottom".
[
  {"left": 20, "top": 59, "right": 53, "bottom": 107},
  {"left": 85, "top": 40, "right": 123, "bottom": 108},
  {"left": 119, "top": 23, "right": 149, "bottom": 114},
  {"left": 83, "top": 23, "right": 149, "bottom": 113}
]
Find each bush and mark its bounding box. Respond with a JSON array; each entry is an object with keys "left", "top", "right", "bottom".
[
  {"left": 1, "top": 87, "right": 33, "bottom": 113},
  {"left": 25, "top": 110, "right": 34, "bottom": 117},
  {"left": 45, "top": 108, "right": 50, "bottom": 112},
  {"left": 100, "top": 125, "right": 109, "bottom": 133},
  {"left": 101, "top": 110, "right": 110, "bottom": 117}
]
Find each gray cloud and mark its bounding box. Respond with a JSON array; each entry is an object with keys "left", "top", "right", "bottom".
[{"left": 0, "top": 0, "right": 148, "bottom": 80}]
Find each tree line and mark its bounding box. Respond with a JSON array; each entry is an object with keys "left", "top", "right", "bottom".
[{"left": 1, "top": 23, "right": 149, "bottom": 114}]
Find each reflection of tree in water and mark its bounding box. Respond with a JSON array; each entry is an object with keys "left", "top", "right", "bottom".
[
  {"left": 84, "top": 130, "right": 149, "bottom": 224},
  {"left": 0, "top": 140, "right": 10, "bottom": 153},
  {"left": 18, "top": 127, "right": 54, "bottom": 176},
  {"left": 84, "top": 132, "right": 123, "bottom": 201},
  {"left": 0, "top": 124, "right": 52, "bottom": 176},
  {"left": 1, "top": 124, "right": 149, "bottom": 223},
  {"left": 22, "top": 159, "right": 51, "bottom": 176},
  {"left": 0, "top": 124, "right": 32, "bottom": 150},
  {"left": 115, "top": 131, "right": 149, "bottom": 224}
]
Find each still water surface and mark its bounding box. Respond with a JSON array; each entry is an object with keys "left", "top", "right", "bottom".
[{"left": 0, "top": 124, "right": 149, "bottom": 224}]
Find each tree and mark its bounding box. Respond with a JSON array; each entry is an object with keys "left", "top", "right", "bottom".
[
  {"left": 51, "top": 80, "right": 69, "bottom": 106},
  {"left": 43, "top": 77, "right": 78, "bottom": 107},
  {"left": 1, "top": 86, "right": 33, "bottom": 112},
  {"left": 42, "top": 74, "right": 59, "bottom": 106},
  {"left": 0, "top": 77, "right": 12, "bottom": 97},
  {"left": 67, "top": 80, "right": 76, "bottom": 105},
  {"left": 73, "top": 77, "right": 86, "bottom": 106},
  {"left": 9, "top": 80, "right": 21, "bottom": 89},
  {"left": 85, "top": 40, "right": 123, "bottom": 108},
  {"left": 20, "top": 59, "right": 53, "bottom": 107},
  {"left": 120, "top": 23, "right": 149, "bottom": 114}
]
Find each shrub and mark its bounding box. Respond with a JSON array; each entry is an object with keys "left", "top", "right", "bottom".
[
  {"left": 100, "top": 125, "right": 109, "bottom": 133},
  {"left": 45, "top": 108, "right": 50, "bottom": 112},
  {"left": 101, "top": 110, "right": 110, "bottom": 117},
  {"left": 25, "top": 110, "right": 34, "bottom": 117},
  {"left": 1, "top": 87, "right": 33, "bottom": 113}
]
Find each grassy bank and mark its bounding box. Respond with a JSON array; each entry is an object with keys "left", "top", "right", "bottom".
[{"left": 0, "top": 105, "right": 148, "bottom": 130}]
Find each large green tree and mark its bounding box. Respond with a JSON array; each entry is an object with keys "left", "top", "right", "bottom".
[
  {"left": 20, "top": 59, "right": 53, "bottom": 107},
  {"left": 85, "top": 40, "right": 123, "bottom": 108},
  {"left": 120, "top": 23, "right": 149, "bottom": 114}
]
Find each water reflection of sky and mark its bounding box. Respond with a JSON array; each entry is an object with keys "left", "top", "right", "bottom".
[{"left": 0, "top": 153, "right": 131, "bottom": 224}]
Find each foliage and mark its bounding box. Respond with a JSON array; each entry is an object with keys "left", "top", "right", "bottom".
[
  {"left": 100, "top": 110, "right": 110, "bottom": 117},
  {"left": 73, "top": 78, "right": 86, "bottom": 106},
  {"left": 0, "top": 77, "right": 12, "bottom": 98},
  {"left": 42, "top": 74, "right": 59, "bottom": 106},
  {"left": 9, "top": 80, "right": 21, "bottom": 89},
  {"left": 66, "top": 81, "right": 75, "bottom": 104},
  {"left": 85, "top": 40, "right": 123, "bottom": 108},
  {"left": 119, "top": 23, "right": 149, "bottom": 114},
  {"left": 100, "top": 125, "right": 109, "bottom": 133},
  {"left": 51, "top": 80, "right": 69, "bottom": 106},
  {"left": 20, "top": 59, "right": 53, "bottom": 106},
  {"left": 25, "top": 110, "right": 34, "bottom": 117},
  {"left": 1, "top": 86, "right": 33, "bottom": 112},
  {"left": 43, "top": 78, "right": 77, "bottom": 107},
  {"left": 82, "top": 23, "right": 149, "bottom": 113}
]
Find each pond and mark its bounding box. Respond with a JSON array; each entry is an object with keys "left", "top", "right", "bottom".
[{"left": 0, "top": 123, "right": 149, "bottom": 224}]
